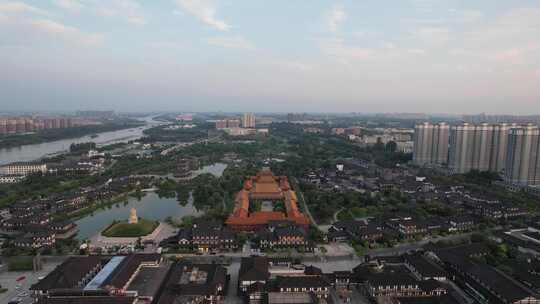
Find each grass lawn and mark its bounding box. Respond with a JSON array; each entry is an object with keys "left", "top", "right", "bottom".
[
  {"left": 101, "top": 218, "right": 159, "bottom": 237},
  {"left": 8, "top": 256, "right": 34, "bottom": 271}
]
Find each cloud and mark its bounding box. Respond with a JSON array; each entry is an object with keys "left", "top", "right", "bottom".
[
  {"left": 492, "top": 48, "right": 523, "bottom": 64},
  {"left": 319, "top": 38, "right": 372, "bottom": 62},
  {"left": 53, "top": 0, "right": 84, "bottom": 12},
  {"left": 279, "top": 61, "right": 314, "bottom": 71},
  {"left": 94, "top": 0, "right": 146, "bottom": 25},
  {"left": 456, "top": 10, "right": 484, "bottom": 23},
  {"left": 0, "top": 1, "right": 48, "bottom": 15},
  {"left": 205, "top": 36, "right": 254, "bottom": 50},
  {"left": 327, "top": 5, "right": 346, "bottom": 32},
  {"left": 175, "top": 0, "right": 230, "bottom": 31},
  {"left": 29, "top": 18, "right": 103, "bottom": 45},
  {"left": 147, "top": 41, "right": 185, "bottom": 50},
  {"left": 408, "top": 49, "right": 426, "bottom": 55},
  {"left": 411, "top": 27, "right": 451, "bottom": 45},
  {"left": 53, "top": 0, "right": 146, "bottom": 25},
  {"left": 0, "top": 13, "right": 103, "bottom": 46},
  {"left": 455, "top": 8, "right": 540, "bottom": 67}
]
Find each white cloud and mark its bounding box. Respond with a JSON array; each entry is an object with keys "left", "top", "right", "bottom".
[
  {"left": 28, "top": 18, "right": 103, "bottom": 45},
  {"left": 0, "top": 13, "right": 103, "bottom": 46},
  {"left": 456, "top": 10, "right": 484, "bottom": 23},
  {"left": 205, "top": 36, "right": 254, "bottom": 50},
  {"left": 411, "top": 27, "right": 451, "bottom": 45},
  {"left": 175, "top": 0, "right": 229, "bottom": 31},
  {"left": 53, "top": 0, "right": 146, "bottom": 25},
  {"left": 280, "top": 61, "right": 314, "bottom": 71},
  {"left": 147, "top": 41, "right": 185, "bottom": 50},
  {"left": 0, "top": 1, "right": 48, "bottom": 15},
  {"left": 94, "top": 0, "right": 146, "bottom": 25},
  {"left": 327, "top": 5, "right": 346, "bottom": 32},
  {"left": 54, "top": 0, "right": 84, "bottom": 12},
  {"left": 382, "top": 42, "right": 396, "bottom": 49},
  {"left": 455, "top": 8, "right": 540, "bottom": 67},
  {"left": 319, "top": 38, "right": 372, "bottom": 62},
  {"left": 408, "top": 49, "right": 426, "bottom": 55}
]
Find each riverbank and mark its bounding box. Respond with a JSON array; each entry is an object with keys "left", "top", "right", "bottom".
[{"left": 0, "top": 123, "right": 144, "bottom": 150}]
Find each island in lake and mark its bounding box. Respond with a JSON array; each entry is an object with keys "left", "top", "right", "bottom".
[{"left": 101, "top": 208, "right": 159, "bottom": 238}]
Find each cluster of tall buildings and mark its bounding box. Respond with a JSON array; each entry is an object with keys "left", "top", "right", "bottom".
[
  {"left": 412, "top": 122, "right": 450, "bottom": 166},
  {"left": 242, "top": 112, "right": 256, "bottom": 128},
  {"left": 215, "top": 113, "right": 256, "bottom": 129},
  {"left": 505, "top": 125, "right": 540, "bottom": 186},
  {"left": 413, "top": 122, "right": 540, "bottom": 186},
  {"left": 286, "top": 112, "right": 307, "bottom": 123},
  {"left": 447, "top": 123, "right": 513, "bottom": 174},
  {"left": 76, "top": 110, "right": 115, "bottom": 118},
  {"left": 0, "top": 117, "right": 75, "bottom": 135},
  {"left": 215, "top": 118, "right": 240, "bottom": 129}
]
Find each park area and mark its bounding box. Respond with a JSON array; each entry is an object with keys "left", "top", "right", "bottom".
[{"left": 101, "top": 218, "right": 159, "bottom": 237}]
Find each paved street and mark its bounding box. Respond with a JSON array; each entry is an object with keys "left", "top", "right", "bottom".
[
  {"left": 221, "top": 258, "right": 367, "bottom": 303},
  {"left": 89, "top": 222, "right": 177, "bottom": 249},
  {"left": 366, "top": 232, "right": 473, "bottom": 257},
  {"left": 0, "top": 230, "right": 475, "bottom": 304},
  {"left": 0, "top": 261, "right": 62, "bottom": 304}
]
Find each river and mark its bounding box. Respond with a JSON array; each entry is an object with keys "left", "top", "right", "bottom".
[
  {"left": 75, "top": 192, "right": 202, "bottom": 240},
  {"left": 0, "top": 116, "right": 162, "bottom": 165}
]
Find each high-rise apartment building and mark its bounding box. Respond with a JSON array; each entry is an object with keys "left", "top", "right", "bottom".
[
  {"left": 242, "top": 113, "right": 256, "bottom": 128},
  {"left": 448, "top": 123, "right": 516, "bottom": 174},
  {"left": 215, "top": 119, "right": 241, "bottom": 130},
  {"left": 448, "top": 123, "right": 474, "bottom": 174},
  {"left": 0, "top": 117, "right": 75, "bottom": 135},
  {"left": 505, "top": 125, "right": 540, "bottom": 186},
  {"left": 490, "top": 123, "right": 516, "bottom": 172},
  {"left": 412, "top": 122, "right": 449, "bottom": 166}
]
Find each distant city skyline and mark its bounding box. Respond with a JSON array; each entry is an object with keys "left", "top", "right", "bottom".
[{"left": 1, "top": 1, "right": 539, "bottom": 114}]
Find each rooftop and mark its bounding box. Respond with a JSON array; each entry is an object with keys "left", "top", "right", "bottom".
[
  {"left": 31, "top": 256, "right": 102, "bottom": 292},
  {"left": 156, "top": 262, "right": 227, "bottom": 304}
]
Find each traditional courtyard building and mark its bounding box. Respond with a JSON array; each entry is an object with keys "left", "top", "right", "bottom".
[{"left": 226, "top": 169, "right": 310, "bottom": 232}]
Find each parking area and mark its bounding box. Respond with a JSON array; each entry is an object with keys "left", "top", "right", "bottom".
[
  {"left": 321, "top": 243, "right": 356, "bottom": 256},
  {"left": 0, "top": 261, "right": 61, "bottom": 304}
]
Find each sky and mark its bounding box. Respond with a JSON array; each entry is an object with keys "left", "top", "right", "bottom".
[{"left": 0, "top": 0, "right": 539, "bottom": 114}]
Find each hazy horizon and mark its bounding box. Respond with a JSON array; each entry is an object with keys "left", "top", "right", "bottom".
[{"left": 1, "top": 0, "right": 539, "bottom": 114}]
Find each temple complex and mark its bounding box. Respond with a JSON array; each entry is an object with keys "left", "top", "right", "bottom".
[{"left": 225, "top": 169, "right": 310, "bottom": 231}]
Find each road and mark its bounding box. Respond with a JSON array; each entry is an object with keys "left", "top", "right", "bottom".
[
  {"left": 220, "top": 258, "right": 369, "bottom": 303},
  {"left": 366, "top": 232, "right": 473, "bottom": 257},
  {"left": 333, "top": 207, "right": 345, "bottom": 222},
  {"left": 290, "top": 177, "right": 330, "bottom": 232},
  {"left": 0, "top": 261, "right": 62, "bottom": 304},
  {"left": 160, "top": 135, "right": 222, "bottom": 156}
]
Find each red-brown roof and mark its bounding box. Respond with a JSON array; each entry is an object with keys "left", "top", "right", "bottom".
[{"left": 226, "top": 170, "right": 310, "bottom": 229}]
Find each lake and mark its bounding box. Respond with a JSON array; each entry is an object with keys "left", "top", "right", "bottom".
[
  {"left": 75, "top": 192, "right": 201, "bottom": 240},
  {"left": 193, "top": 162, "right": 228, "bottom": 178}
]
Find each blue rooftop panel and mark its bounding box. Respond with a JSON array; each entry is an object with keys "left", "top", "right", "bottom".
[{"left": 84, "top": 256, "right": 125, "bottom": 291}]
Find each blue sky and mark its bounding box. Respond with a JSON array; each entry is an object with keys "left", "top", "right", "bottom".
[{"left": 0, "top": 0, "right": 539, "bottom": 114}]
